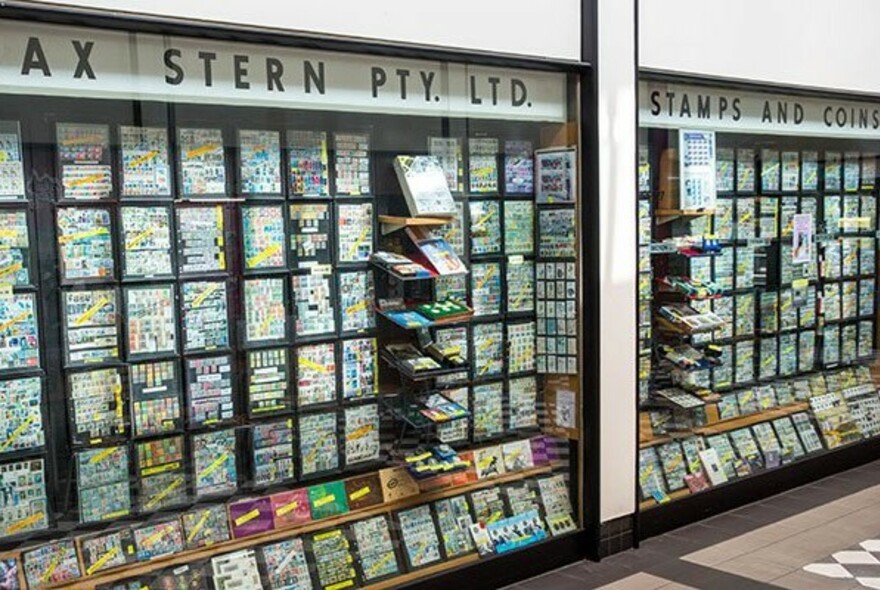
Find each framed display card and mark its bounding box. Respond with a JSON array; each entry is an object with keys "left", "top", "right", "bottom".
[
  {"left": 242, "top": 205, "right": 286, "bottom": 271},
  {"left": 81, "top": 529, "right": 136, "bottom": 576},
  {"left": 252, "top": 418, "right": 295, "bottom": 486},
  {"left": 239, "top": 129, "right": 282, "bottom": 196},
  {"left": 760, "top": 149, "right": 780, "bottom": 192},
  {"left": 68, "top": 367, "right": 126, "bottom": 445},
  {"left": 437, "top": 386, "right": 469, "bottom": 443},
  {"left": 537, "top": 475, "right": 576, "bottom": 535},
  {"left": 339, "top": 270, "right": 375, "bottom": 333},
  {"left": 310, "top": 528, "right": 358, "bottom": 589},
  {"left": 351, "top": 515, "right": 400, "bottom": 583},
  {"left": 129, "top": 360, "right": 182, "bottom": 437},
  {"left": 0, "top": 293, "right": 39, "bottom": 371},
  {"left": 181, "top": 280, "right": 230, "bottom": 352},
  {"left": 132, "top": 519, "right": 185, "bottom": 561},
  {"left": 247, "top": 348, "right": 290, "bottom": 416},
  {"left": 429, "top": 136, "right": 464, "bottom": 193},
  {"left": 471, "top": 261, "right": 502, "bottom": 317},
  {"left": 397, "top": 504, "right": 443, "bottom": 569},
  {"left": 136, "top": 435, "right": 186, "bottom": 512},
  {"left": 735, "top": 148, "right": 755, "bottom": 192},
  {"left": 297, "top": 342, "right": 337, "bottom": 407},
  {"left": 178, "top": 128, "right": 226, "bottom": 196},
  {"left": 260, "top": 538, "right": 313, "bottom": 589},
  {"left": 337, "top": 202, "right": 373, "bottom": 263},
  {"left": 334, "top": 132, "right": 371, "bottom": 196},
  {"left": 211, "top": 549, "right": 263, "bottom": 590},
  {"left": 181, "top": 504, "right": 230, "bottom": 549},
  {"left": 56, "top": 207, "right": 114, "bottom": 281},
  {"left": 0, "top": 121, "right": 25, "bottom": 200},
  {"left": 0, "top": 210, "right": 30, "bottom": 286},
  {"left": 507, "top": 321, "right": 536, "bottom": 374},
  {"left": 342, "top": 337, "right": 377, "bottom": 400},
  {"left": 244, "top": 277, "right": 287, "bottom": 344},
  {"left": 435, "top": 200, "right": 467, "bottom": 256},
  {"left": 469, "top": 199, "right": 501, "bottom": 256},
  {"left": 432, "top": 495, "right": 475, "bottom": 558},
  {"left": 509, "top": 375, "right": 538, "bottom": 430},
  {"left": 468, "top": 137, "right": 499, "bottom": 194},
  {"left": 23, "top": 540, "right": 81, "bottom": 589},
  {"left": 192, "top": 428, "right": 237, "bottom": 499},
  {"left": 291, "top": 273, "right": 335, "bottom": 337},
  {"left": 0, "top": 376, "right": 43, "bottom": 454},
  {"left": 120, "top": 206, "right": 173, "bottom": 279},
  {"left": 473, "top": 381, "right": 504, "bottom": 440},
  {"left": 120, "top": 125, "right": 171, "bottom": 198},
  {"left": 289, "top": 202, "right": 332, "bottom": 268},
  {"left": 473, "top": 322, "right": 504, "bottom": 378},
  {"left": 504, "top": 140, "right": 534, "bottom": 195},
  {"left": 538, "top": 208, "right": 576, "bottom": 258},
  {"left": 176, "top": 205, "right": 227, "bottom": 275},
  {"left": 57, "top": 123, "right": 112, "bottom": 200},
  {"left": 470, "top": 486, "right": 507, "bottom": 524},
  {"left": 504, "top": 200, "right": 535, "bottom": 255},
  {"left": 124, "top": 284, "right": 177, "bottom": 358},
  {"left": 344, "top": 403, "right": 380, "bottom": 467},
  {"left": 0, "top": 458, "right": 48, "bottom": 537},
  {"left": 507, "top": 260, "right": 535, "bottom": 314},
  {"left": 844, "top": 151, "right": 860, "bottom": 192},
  {"left": 76, "top": 445, "right": 131, "bottom": 523},
  {"left": 186, "top": 355, "right": 234, "bottom": 428},
  {"left": 287, "top": 130, "right": 329, "bottom": 197},
  {"left": 299, "top": 411, "right": 339, "bottom": 477}
]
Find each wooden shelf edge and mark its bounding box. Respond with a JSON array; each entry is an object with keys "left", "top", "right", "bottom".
[
  {"left": 52, "top": 465, "right": 554, "bottom": 589},
  {"left": 364, "top": 554, "right": 481, "bottom": 590},
  {"left": 694, "top": 402, "right": 810, "bottom": 435},
  {"left": 379, "top": 215, "right": 452, "bottom": 235},
  {"left": 655, "top": 208, "right": 716, "bottom": 225}
]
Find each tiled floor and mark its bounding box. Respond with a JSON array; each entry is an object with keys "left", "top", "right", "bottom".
[{"left": 505, "top": 459, "right": 880, "bottom": 589}]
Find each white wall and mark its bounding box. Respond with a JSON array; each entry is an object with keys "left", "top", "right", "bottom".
[
  {"left": 598, "top": 0, "right": 637, "bottom": 522},
  {"left": 29, "top": 0, "right": 581, "bottom": 61},
  {"left": 640, "top": 0, "right": 880, "bottom": 94}
]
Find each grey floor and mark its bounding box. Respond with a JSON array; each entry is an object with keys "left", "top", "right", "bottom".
[{"left": 506, "top": 459, "right": 880, "bottom": 589}]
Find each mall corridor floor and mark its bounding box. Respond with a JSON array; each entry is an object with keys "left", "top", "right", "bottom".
[{"left": 506, "top": 459, "right": 880, "bottom": 589}]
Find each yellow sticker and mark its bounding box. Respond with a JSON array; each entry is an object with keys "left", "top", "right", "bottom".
[
  {"left": 185, "top": 510, "right": 210, "bottom": 542},
  {"left": 0, "top": 262, "right": 22, "bottom": 279},
  {"left": 299, "top": 356, "right": 329, "bottom": 373},
  {"left": 58, "top": 226, "right": 109, "bottom": 244},
  {"left": 191, "top": 283, "right": 220, "bottom": 308},
  {"left": 125, "top": 226, "right": 157, "bottom": 250},
  {"left": 198, "top": 452, "right": 229, "bottom": 479},
  {"left": 276, "top": 501, "right": 299, "bottom": 517},
  {"left": 345, "top": 300, "right": 369, "bottom": 315},
  {"left": 0, "top": 414, "right": 35, "bottom": 452},
  {"left": 6, "top": 511, "right": 43, "bottom": 534},
  {"left": 86, "top": 546, "right": 119, "bottom": 575},
  {"left": 346, "top": 227, "right": 370, "bottom": 260},
  {"left": 313, "top": 494, "right": 336, "bottom": 508},
  {"left": 0, "top": 310, "right": 28, "bottom": 334},
  {"left": 234, "top": 509, "right": 261, "bottom": 527},
  {"left": 66, "top": 173, "right": 106, "bottom": 188},
  {"left": 127, "top": 150, "right": 160, "bottom": 169},
  {"left": 89, "top": 446, "right": 117, "bottom": 464},
  {"left": 74, "top": 296, "right": 110, "bottom": 327},
  {"left": 349, "top": 486, "right": 371, "bottom": 501},
  {"left": 247, "top": 243, "right": 282, "bottom": 268},
  {"left": 186, "top": 143, "right": 221, "bottom": 159},
  {"left": 145, "top": 476, "right": 183, "bottom": 509}
]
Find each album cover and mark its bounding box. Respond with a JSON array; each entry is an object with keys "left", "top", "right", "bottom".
[
  {"left": 289, "top": 202, "right": 332, "bottom": 269},
  {"left": 473, "top": 323, "right": 504, "bottom": 379},
  {"left": 23, "top": 540, "right": 81, "bottom": 589},
  {"left": 397, "top": 505, "right": 443, "bottom": 568},
  {"left": 181, "top": 504, "right": 230, "bottom": 549},
  {"left": 80, "top": 529, "right": 136, "bottom": 576},
  {"left": 0, "top": 376, "right": 43, "bottom": 454},
  {"left": 229, "top": 496, "right": 274, "bottom": 539},
  {"left": 120, "top": 125, "right": 171, "bottom": 197},
  {"left": 291, "top": 272, "right": 335, "bottom": 337},
  {"left": 57, "top": 123, "right": 112, "bottom": 200},
  {"left": 469, "top": 137, "right": 499, "bottom": 194},
  {"left": 0, "top": 122, "right": 25, "bottom": 200},
  {"left": 239, "top": 129, "right": 282, "bottom": 195},
  {"left": 469, "top": 199, "right": 501, "bottom": 255},
  {"left": 536, "top": 148, "right": 576, "bottom": 203},
  {"left": 657, "top": 441, "right": 688, "bottom": 492},
  {"left": 299, "top": 411, "right": 339, "bottom": 476},
  {"left": 260, "top": 537, "right": 313, "bottom": 589},
  {"left": 57, "top": 207, "right": 114, "bottom": 281},
  {"left": 471, "top": 261, "right": 502, "bottom": 317},
  {"left": 242, "top": 204, "right": 286, "bottom": 270},
  {"left": 334, "top": 132, "right": 371, "bottom": 196},
  {"left": 137, "top": 436, "right": 186, "bottom": 515},
  {"left": 344, "top": 472, "right": 384, "bottom": 511},
  {"left": 470, "top": 485, "right": 507, "bottom": 526},
  {"left": 132, "top": 518, "right": 185, "bottom": 561},
  {"left": 432, "top": 495, "right": 475, "bottom": 558},
  {"left": 270, "top": 488, "right": 312, "bottom": 529},
  {"left": 211, "top": 549, "right": 263, "bottom": 590},
  {"left": 176, "top": 206, "right": 227, "bottom": 275},
  {"left": 297, "top": 342, "right": 337, "bottom": 407},
  {"left": 344, "top": 403, "right": 380, "bottom": 467},
  {"left": 502, "top": 439, "right": 535, "bottom": 472},
  {"left": 124, "top": 284, "right": 177, "bottom": 357},
  {"left": 504, "top": 200, "right": 535, "bottom": 254},
  {"left": 120, "top": 206, "right": 173, "bottom": 278},
  {"left": 288, "top": 130, "right": 329, "bottom": 197},
  {"left": 130, "top": 360, "right": 181, "bottom": 437},
  {"left": 538, "top": 208, "right": 576, "bottom": 258},
  {"left": 311, "top": 528, "right": 358, "bottom": 589},
  {"left": 76, "top": 445, "right": 131, "bottom": 523},
  {"left": 181, "top": 280, "right": 229, "bottom": 352},
  {"left": 393, "top": 155, "right": 456, "bottom": 217},
  {"left": 247, "top": 348, "right": 291, "bottom": 416},
  {"left": 428, "top": 136, "right": 464, "bottom": 193},
  {"left": 192, "top": 428, "right": 237, "bottom": 499},
  {"left": 68, "top": 367, "right": 126, "bottom": 445},
  {"left": 507, "top": 260, "right": 536, "bottom": 314},
  {"left": 0, "top": 458, "right": 48, "bottom": 537},
  {"left": 351, "top": 515, "right": 400, "bottom": 583},
  {"left": 244, "top": 277, "right": 287, "bottom": 344},
  {"left": 308, "top": 480, "right": 349, "bottom": 520},
  {"left": 252, "top": 418, "right": 295, "bottom": 486},
  {"left": 178, "top": 128, "right": 226, "bottom": 196},
  {"left": 473, "top": 444, "right": 505, "bottom": 480},
  {"left": 186, "top": 355, "right": 234, "bottom": 428},
  {"left": 339, "top": 270, "right": 375, "bottom": 333},
  {"left": 505, "top": 140, "right": 534, "bottom": 194}
]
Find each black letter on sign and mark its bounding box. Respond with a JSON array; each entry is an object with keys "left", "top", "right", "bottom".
[
  {"left": 511, "top": 78, "right": 528, "bottom": 107},
  {"left": 469, "top": 76, "right": 482, "bottom": 105},
  {"left": 396, "top": 69, "right": 410, "bottom": 99},
  {"left": 420, "top": 71, "right": 435, "bottom": 101},
  {"left": 650, "top": 90, "right": 661, "bottom": 116},
  {"left": 198, "top": 51, "right": 217, "bottom": 87},
  {"left": 72, "top": 41, "right": 95, "bottom": 79},
  {"left": 488, "top": 77, "right": 501, "bottom": 105},
  {"left": 371, "top": 67, "right": 386, "bottom": 98},
  {"left": 164, "top": 49, "right": 183, "bottom": 85},
  {"left": 794, "top": 103, "right": 804, "bottom": 125},
  {"left": 234, "top": 55, "right": 250, "bottom": 89},
  {"left": 21, "top": 37, "right": 51, "bottom": 76},
  {"left": 697, "top": 95, "right": 711, "bottom": 119},
  {"left": 266, "top": 58, "right": 284, "bottom": 91},
  {"left": 304, "top": 61, "right": 325, "bottom": 94}
]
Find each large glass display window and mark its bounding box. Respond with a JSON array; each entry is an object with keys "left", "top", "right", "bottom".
[{"left": 0, "top": 14, "right": 587, "bottom": 589}]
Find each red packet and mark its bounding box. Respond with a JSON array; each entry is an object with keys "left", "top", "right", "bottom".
[
  {"left": 270, "top": 488, "right": 312, "bottom": 529},
  {"left": 229, "top": 496, "right": 274, "bottom": 539}
]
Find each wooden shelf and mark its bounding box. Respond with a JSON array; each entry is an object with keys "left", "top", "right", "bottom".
[
  {"left": 639, "top": 435, "right": 673, "bottom": 449},
  {"left": 655, "top": 208, "right": 715, "bottom": 225},
  {"left": 693, "top": 402, "right": 810, "bottom": 436},
  {"left": 379, "top": 215, "right": 452, "bottom": 235},
  {"left": 639, "top": 488, "right": 691, "bottom": 511},
  {"left": 50, "top": 465, "right": 553, "bottom": 589}
]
